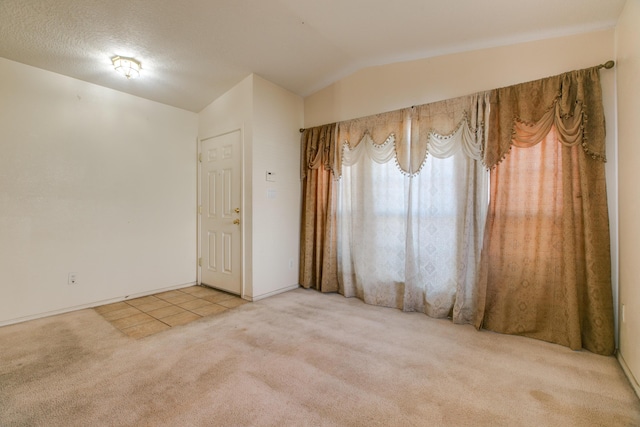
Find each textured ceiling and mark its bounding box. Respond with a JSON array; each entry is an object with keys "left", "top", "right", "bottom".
[{"left": 0, "top": 0, "right": 627, "bottom": 112}]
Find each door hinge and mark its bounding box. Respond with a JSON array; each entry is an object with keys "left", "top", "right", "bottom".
[
  {"left": 198, "top": 153, "right": 202, "bottom": 162},
  {"left": 198, "top": 257, "right": 202, "bottom": 267},
  {"left": 198, "top": 205, "right": 203, "bottom": 214}
]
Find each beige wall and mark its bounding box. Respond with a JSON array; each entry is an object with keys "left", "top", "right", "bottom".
[
  {"left": 616, "top": 0, "right": 640, "bottom": 393},
  {"left": 0, "top": 58, "right": 199, "bottom": 325},
  {"left": 198, "top": 74, "right": 303, "bottom": 301},
  {"left": 304, "top": 30, "right": 616, "bottom": 127}
]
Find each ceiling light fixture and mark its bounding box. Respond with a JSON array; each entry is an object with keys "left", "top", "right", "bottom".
[{"left": 112, "top": 56, "right": 141, "bottom": 79}]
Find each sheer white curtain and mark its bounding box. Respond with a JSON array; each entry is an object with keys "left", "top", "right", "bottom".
[
  {"left": 337, "top": 94, "right": 489, "bottom": 323},
  {"left": 339, "top": 133, "right": 410, "bottom": 308}
]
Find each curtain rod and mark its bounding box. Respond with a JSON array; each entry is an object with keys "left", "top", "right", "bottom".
[{"left": 298, "top": 60, "right": 615, "bottom": 134}]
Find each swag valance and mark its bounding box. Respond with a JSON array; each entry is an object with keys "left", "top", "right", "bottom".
[
  {"left": 485, "top": 67, "right": 607, "bottom": 167},
  {"left": 336, "top": 93, "right": 489, "bottom": 175},
  {"left": 300, "top": 123, "right": 338, "bottom": 180},
  {"left": 305, "top": 65, "right": 607, "bottom": 176}
]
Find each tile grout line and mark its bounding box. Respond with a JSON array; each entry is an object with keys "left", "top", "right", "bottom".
[
  {"left": 124, "top": 295, "right": 229, "bottom": 321},
  {"left": 97, "top": 286, "right": 244, "bottom": 337}
]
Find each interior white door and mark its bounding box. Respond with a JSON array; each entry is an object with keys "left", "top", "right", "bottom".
[{"left": 200, "top": 130, "right": 242, "bottom": 295}]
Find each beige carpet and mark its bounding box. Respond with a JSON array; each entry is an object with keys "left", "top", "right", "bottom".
[{"left": 1, "top": 288, "right": 639, "bottom": 427}]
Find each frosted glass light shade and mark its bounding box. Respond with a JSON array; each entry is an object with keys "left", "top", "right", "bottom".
[{"left": 112, "top": 56, "right": 141, "bottom": 79}]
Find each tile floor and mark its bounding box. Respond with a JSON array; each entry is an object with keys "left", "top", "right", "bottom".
[{"left": 94, "top": 285, "right": 247, "bottom": 339}]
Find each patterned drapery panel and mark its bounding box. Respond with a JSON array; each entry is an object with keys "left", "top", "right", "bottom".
[
  {"left": 474, "top": 67, "right": 614, "bottom": 355},
  {"left": 299, "top": 124, "right": 339, "bottom": 292}
]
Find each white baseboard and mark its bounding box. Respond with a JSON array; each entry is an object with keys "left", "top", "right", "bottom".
[
  {"left": 617, "top": 351, "right": 640, "bottom": 399},
  {"left": 0, "top": 281, "right": 197, "bottom": 327},
  {"left": 246, "top": 284, "right": 300, "bottom": 302}
]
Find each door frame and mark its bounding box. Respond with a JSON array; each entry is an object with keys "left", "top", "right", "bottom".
[{"left": 197, "top": 127, "right": 245, "bottom": 298}]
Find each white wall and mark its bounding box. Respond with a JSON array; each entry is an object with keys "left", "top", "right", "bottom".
[
  {"left": 252, "top": 75, "right": 304, "bottom": 299},
  {"left": 0, "top": 58, "right": 199, "bottom": 325},
  {"left": 198, "top": 74, "right": 303, "bottom": 300},
  {"left": 616, "top": 0, "right": 640, "bottom": 394}
]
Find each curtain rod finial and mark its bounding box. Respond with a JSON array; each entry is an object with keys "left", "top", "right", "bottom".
[
  {"left": 299, "top": 128, "right": 305, "bottom": 133},
  {"left": 600, "top": 60, "right": 615, "bottom": 69}
]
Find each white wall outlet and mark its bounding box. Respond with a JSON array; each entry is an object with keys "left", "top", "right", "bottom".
[
  {"left": 68, "top": 272, "right": 77, "bottom": 285},
  {"left": 289, "top": 258, "right": 294, "bottom": 269}
]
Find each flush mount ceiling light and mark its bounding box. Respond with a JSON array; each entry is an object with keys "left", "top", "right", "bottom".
[{"left": 111, "top": 56, "right": 141, "bottom": 79}]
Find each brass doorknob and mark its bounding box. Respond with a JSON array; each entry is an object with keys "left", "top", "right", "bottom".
[
  {"left": 234, "top": 208, "right": 240, "bottom": 213},
  {"left": 233, "top": 219, "right": 240, "bottom": 225}
]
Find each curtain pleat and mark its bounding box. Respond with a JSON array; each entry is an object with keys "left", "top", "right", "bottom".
[{"left": 299, "top": 124, "right": 339, "bottom": 292}]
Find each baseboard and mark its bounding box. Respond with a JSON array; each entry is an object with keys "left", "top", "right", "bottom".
[
  {"left": 246, "top": 284, "right": 300, "bottom": 302},
  {"left": 0, "top": 281, "right": 197, "bottom": 327},
  {"left": 617, "top": 351, "right": 640, "bottom": 399}
]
